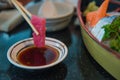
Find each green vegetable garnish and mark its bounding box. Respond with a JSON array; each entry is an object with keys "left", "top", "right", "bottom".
[
  {"left": 102, "top": 16, "right": 120, "bottom": 53},
  {"left": 110, "top": 37, "right": 120, "bottom": 53},
  {"left": 83, "top": 1, "right": 98, "bottom": 16}
]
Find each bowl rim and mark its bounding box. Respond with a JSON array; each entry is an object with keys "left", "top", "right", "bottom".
[
  {"left": 77, "top": 0, "right": 120, "bottom": 59},
  {"left": 7, "top": 37, "right": 68, "bottom": 70}
]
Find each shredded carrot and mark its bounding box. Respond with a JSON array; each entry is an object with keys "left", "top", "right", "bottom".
[{"left": 86, "top": 0, "right": 109, "bottom": 27}]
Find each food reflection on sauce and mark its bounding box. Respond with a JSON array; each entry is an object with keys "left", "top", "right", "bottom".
[{"left": 17, "top": 46, "right": 59, "bottom": 66}]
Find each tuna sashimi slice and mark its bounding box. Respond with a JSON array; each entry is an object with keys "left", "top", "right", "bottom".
[{"left": 31, "top": 15, "right": 46, "bottom": 47}]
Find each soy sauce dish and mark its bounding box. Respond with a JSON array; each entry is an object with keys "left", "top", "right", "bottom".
[{"left": 7, "top": 37, "right": 68, "bottom": 70}]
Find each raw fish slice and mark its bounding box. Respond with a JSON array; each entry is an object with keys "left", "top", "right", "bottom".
[
  {"left": 91, "top": 16, "right": 116, "bottom": 41},
  {"left": 86, "top": 0, "right": 109, "bottom": 27},
  {"left": 31, "top": 15, "right": 46, "bottom": 47}
]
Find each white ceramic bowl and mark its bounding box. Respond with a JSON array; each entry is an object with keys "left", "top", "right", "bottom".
[
  {"left": 7, "top": 37, "right": 68, "bottom": 70},
  {"left": 27, "top": 2, "right": 74, "bottom": 32}
]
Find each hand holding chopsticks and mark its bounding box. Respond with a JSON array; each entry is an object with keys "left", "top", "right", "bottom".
[{"left": 11, "top": 0, "right": 39, "bottom": 35}]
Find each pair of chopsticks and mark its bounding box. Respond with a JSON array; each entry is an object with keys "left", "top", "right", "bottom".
[{"left": 11, "top": 0, "right": 39, "bottom": 35}]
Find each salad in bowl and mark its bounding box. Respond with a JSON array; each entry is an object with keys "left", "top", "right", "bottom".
[{"left": 77, "top": 0, "right": 120, "bottom": 79}]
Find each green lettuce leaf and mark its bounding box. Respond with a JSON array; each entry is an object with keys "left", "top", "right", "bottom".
[{"left": 102, "top": 16, "right": 120, "bottom": 53}]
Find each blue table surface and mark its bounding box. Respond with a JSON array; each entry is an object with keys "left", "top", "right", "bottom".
[
  {"left": 0, "top": 0, "right": 118, "bottom": 80},
  {"left": 0, "top": 18, "right": 115, "bottom": 80}
]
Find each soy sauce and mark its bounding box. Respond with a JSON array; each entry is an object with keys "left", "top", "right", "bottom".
[{"left": 17, "top": 46, "right": 59, "bottom": 66}]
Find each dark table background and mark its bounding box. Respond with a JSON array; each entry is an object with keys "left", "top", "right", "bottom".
[
  {"left": 0, "top": 17, "right": 115, "bottom": 80},
  {"left": 0, "top": 0, "right": 117, "bottom": 80}
]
